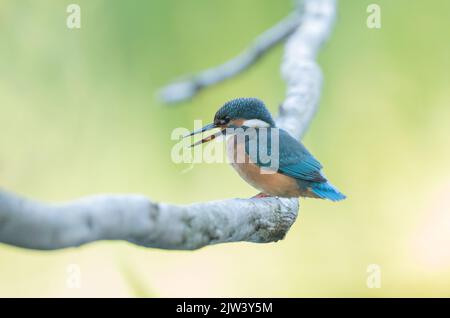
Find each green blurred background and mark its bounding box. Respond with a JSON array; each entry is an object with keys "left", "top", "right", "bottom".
[{"left": 1, "top": 0, "right": 449, "bottom": 297}]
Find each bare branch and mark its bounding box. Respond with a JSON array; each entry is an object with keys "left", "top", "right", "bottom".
[
  {"left": 0, "top": 190, "right": 298, "bottom": 250},
  {"left": 159, "top": 11, "right": 303, "bottom": 104},
  {"left": 0, "top": 0, "right": 337, "bottom": 250},
  {"left": 276, "top": 0, "right": 337, "bottom": 139}
]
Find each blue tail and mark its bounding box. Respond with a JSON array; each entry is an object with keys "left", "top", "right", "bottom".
[{"left": 311, "top": 182, "right": 346, "bottom": 202}]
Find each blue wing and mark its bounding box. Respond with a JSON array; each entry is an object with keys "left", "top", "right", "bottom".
[
  {"left": 244, "top": 128, "right": 327, "bottom": 183},
  {"left": 277, "top": 129, "right": 326, "bottom": 182}
]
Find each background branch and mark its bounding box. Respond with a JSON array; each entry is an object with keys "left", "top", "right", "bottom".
[
  {"left": 0, "top": 0, "right": 337, "bottom": 250},
  {"left": 159, "top": 10, "right": 303, "bottom": 104},
  {"left": 276, "top": 0, "right": 337, "bottom": 139}
]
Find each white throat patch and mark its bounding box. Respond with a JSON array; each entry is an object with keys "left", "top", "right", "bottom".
[{"left": 242, "top": 119, "right": 271, "bottom": 128}]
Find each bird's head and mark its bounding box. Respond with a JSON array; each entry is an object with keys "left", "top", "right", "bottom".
[
  {"left": 186, "top": 98, "right": 276, "bottom": 146},
  {"left": 213, "top": 97, "right": 276, "bottom": 128}
]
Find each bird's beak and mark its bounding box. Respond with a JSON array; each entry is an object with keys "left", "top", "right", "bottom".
[
  {"left": 184, "top": 123, "right": 224, "bottom": 147},
  {"left": 185, "top": 123, "right": 216, "bottom": 137}
]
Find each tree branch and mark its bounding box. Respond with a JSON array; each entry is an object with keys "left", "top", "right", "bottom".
[
  {"left": 159, "top": 10, "right": 303, "bottom": 104},
  {"left": 0, "top": 190, "right": 298, "bottom": 250},
  {"left": 276, "top": 0, "right": 337, "bottom": 139},
  {"left": 0, "top": 0, "right": 337, "bottom": 250}
]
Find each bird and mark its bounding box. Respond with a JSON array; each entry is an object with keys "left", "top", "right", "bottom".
[{"left": 186, "top": 97, "right": 346, "bottom": 201}]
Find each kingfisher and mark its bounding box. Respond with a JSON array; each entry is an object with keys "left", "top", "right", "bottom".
[{"left": 186, "top": 97, "right": 346, "bottom": 201}]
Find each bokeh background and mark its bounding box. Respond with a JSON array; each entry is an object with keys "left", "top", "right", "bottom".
[{"left": 1, "top": 0, "right": 449, "bottom": 297}]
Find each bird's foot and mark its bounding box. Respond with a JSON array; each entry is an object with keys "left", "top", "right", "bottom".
[{"left": 252, "top": 192, "right": 272, "bottom": 198}]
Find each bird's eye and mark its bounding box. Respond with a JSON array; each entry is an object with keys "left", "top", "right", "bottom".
[{"left": 218, "top": 117, "right": 230, "bottom": 125}]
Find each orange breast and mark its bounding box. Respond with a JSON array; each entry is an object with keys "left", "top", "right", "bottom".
[{"left": 227, "top": 136, "right": 306, "bottom": 197}]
